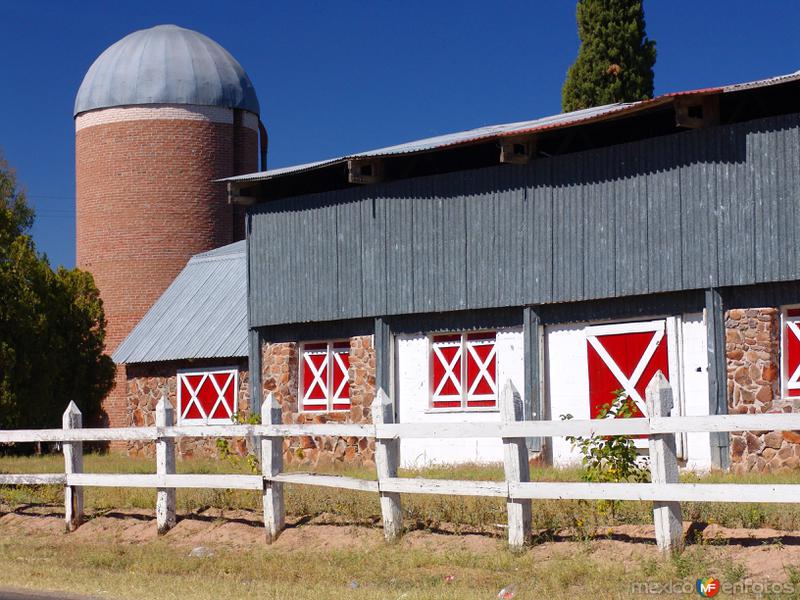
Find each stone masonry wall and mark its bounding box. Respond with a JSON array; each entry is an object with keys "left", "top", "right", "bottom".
[
  {"left": 727, "top": 307, "right": 800, "bottom": 472},
  {"left": 262, "top": 336, "right": 376, "bottom": 469},
  {"left": 124, "top": 359, "right": 250, "bottom": 458}
]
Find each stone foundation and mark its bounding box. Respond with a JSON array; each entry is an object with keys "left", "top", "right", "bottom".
[
  {"left": 124, "top": 359, "right": 249, "bottom": 458},
  {"left": 262, "top": 336, "right": 376, "bottom": 468},
  {"left": 727, "top": 307, "right": 800, "bottom": 472}
]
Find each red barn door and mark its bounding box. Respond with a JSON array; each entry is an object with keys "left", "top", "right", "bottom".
[{"left": 585, "top": 320, "right": 670, "bottom": 419}]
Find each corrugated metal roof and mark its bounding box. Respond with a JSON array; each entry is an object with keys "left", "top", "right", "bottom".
[
  {"left": 222, "top": 70, "right": 800, "bottom": 184},
  {"left": 112, "top": 241, "right": 247, "bottom": 364}
]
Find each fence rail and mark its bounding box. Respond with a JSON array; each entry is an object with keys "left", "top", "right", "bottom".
[{"left": 1, "top": 372, "right": 799, "bottom": 552}]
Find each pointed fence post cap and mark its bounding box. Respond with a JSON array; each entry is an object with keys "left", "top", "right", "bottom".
[
  {"left": 645, "top": 370, "right": 673, "bottom": 417},
  {"left": 155, "top": 394, "right": 173, "bottom": 412},
  {"left": 500, "top": 379, "right": 524, "bottom": 422},
  {"left": 63, "top": 401, "right": 82, "bottom": 428},
  {"left": 370, "top": 388, "right": 392, "bottom": 425},
  {"left": 261, "top": 392, "right": 281, "bottom": 425},
  {"left": 155, "top": 393, "right": 174, "bottom": 427}
]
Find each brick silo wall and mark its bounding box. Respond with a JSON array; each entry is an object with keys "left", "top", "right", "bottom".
[{"left": 75, "top": 104, "right": 259, "bottom": 428}]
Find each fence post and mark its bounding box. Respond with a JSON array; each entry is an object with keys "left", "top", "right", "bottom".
[
  {"left": 155, "top": 394, "right": 176, "bottom": 534},
  {"left": 500, "top": 380, "right": 532, "bottom": 550},
  {"left": 62, "top": 401, "right": 83, "bottom": 532},
  {"left": 646, "top": 371, "right": 683, "bottom": 553},
  {"left": 261, "top": 392, "right": 285, "bottom": 543},
  {"left": 372, "top": 389, "right": 402, "bottom": 541}
]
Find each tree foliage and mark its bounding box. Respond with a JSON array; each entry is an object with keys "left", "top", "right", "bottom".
[
  {"left": 561, "top": 0, "right": 656, "bottom": 112},
  {"left": 0, "top": 154, "right": 114, "bottom": 430}
]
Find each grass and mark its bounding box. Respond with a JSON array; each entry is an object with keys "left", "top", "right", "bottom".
[
  {"left": 0, "top": 525, "right": 771, "bottom": 599},
  {"left": 2, "top": 454, "right": 800, "bottom": 598},
  {"left": 1, "top": 453, "right": 800, "bottom": 533}
]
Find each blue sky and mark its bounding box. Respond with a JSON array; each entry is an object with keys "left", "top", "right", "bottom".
[{"left": 1, "top": 0, "right": 798, "bottom": 269}]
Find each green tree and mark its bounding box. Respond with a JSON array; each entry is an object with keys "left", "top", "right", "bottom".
[
  {"left": 561, "top": 0, "right": 656, "bottom": 112},
  {"left": 0, "top": 154, "right": 114, "bottom": 431}
]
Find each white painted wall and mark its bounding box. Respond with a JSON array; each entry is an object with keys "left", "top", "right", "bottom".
[
  {"left": 395, "top": 329, "right": 523, "bottom": 467},
  {"left": 545, "top": 313, "right": 712, "bottom": 471}
]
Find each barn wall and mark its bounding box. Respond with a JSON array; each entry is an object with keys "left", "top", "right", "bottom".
[
  {"left": 248, "top": 113, "right": 800, "bottom": 328},
  {"left": 395, "top": 329, "right": 523, "bottom": 467},
  {"left": 124, "top": 358, "right": 249, "bottom": 458},
  {"left": 261, "top": 336, "right": 377, "bottom": 468}
]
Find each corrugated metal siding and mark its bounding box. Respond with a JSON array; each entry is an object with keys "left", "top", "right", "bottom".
[
  {"left": 113, "top": 241, "right": 247, "bottom": 363},
  {"left": 249, "top": 115, "right": 800, "bottom": 328}
]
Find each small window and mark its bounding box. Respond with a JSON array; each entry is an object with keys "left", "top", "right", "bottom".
[
  {"left": 177, "top": 367, "right": 238, "bottom": 425},
  {"left": 300, "top": 341, "right": 351, "bottom": 412},
  {"left": 430, "top": 331, "right": 497, "bottom": 410},
  {"left": 783, "top": 307, "right": 800, "bottom": 398}
]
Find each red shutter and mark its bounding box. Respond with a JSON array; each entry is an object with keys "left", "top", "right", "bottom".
[
  {"left": 431, "top": 334, "right": 463, "bottom": 408},
  {"left": 586, "top": 321, "right": 669, "bottom": 420},
  {"left": 331, "top": 342, "right": 351, "bottom": 410},
  {"left": 178, "top": 369, "right": 237, "bottom": 423},
  {"left": 786, "top": 309, "right": 800, "bottom": 397},
  {"left": 302, "top": 343, "right": 329, "bottom": 411},
  {"left": 465, "top": 332, "right": 497, "bottom": 407}
]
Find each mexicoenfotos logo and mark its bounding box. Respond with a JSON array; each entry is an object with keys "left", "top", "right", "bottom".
[{"left": 696, "top": 577, "right": 721, "bottom": 597}]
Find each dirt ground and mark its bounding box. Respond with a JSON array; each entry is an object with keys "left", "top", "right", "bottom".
[{"left": 3, "top": 504, "right": 800, "bottom": 584}]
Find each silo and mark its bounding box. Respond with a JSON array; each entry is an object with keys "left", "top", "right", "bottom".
[{"left": 74, "top": 24, "right": 262, "bottom": 426}]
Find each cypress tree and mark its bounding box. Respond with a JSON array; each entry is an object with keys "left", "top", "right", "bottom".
[{"left": 561, "top": 0, "right": 656, "bottom": 112}]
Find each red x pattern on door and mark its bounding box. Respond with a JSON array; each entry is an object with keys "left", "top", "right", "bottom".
[
  {"left": 586, "top": 321, "right": 670, "bottom": 419},
  {"left": 301, "top": 341, "right": 351, "bottom": 411},
  {"left": 177, "top": 369, "right": 238, "bottom": 424},
  {"left": 785, "top": 309, "right": 800, "bottom": 397},
  {"left": 431, "top": 332, "right": 497, "bottom": 409}
]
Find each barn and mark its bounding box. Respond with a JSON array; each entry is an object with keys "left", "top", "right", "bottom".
[
  {"left": 75, "top": 26, "right": 800, "bottom": 473},
  {"left": 224, "top": 70, "right": 800, "bottom": 473}
]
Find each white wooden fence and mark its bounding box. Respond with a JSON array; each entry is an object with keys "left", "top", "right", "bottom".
[{"left": 2, "top": 372, "right": 800, "bottom": 553}]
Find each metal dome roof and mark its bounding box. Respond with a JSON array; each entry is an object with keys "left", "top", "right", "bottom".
[{"left": 74, "top": 24, "right": 259, "bottom": 116}]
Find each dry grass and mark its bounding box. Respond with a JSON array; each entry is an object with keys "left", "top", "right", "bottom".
[
  {"left": 0, "top": 520, "right": 790, "bottom": 600},
  {"left": 2, "top": 454, "right": 800, "bottom": 598},
  {"left": 2, "top": 453, "right": 800, "bottom": 533}
]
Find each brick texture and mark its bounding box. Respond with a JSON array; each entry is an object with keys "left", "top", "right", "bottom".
[{"left": 75, "top": 107, "right": 258, "bottom": 428}]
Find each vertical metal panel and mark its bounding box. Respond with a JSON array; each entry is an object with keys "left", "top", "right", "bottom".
[
  {"left": 439, "top": 175, "right": 468, "bottom": 311},
  {"left": 384, "top": 183, "right": 415, "bottom": 315},
  {"left": 615, "top": 141, "right": 649, "bottom": 296},
  {"left": 551, "top": 154, "right": 584, "bottom": 301},
  {"left": 464, "top": 168, "right": 499, "bottom": 308},
  {"left": 679, "top": 128, "right": 718, "bottom": 289},
  {"left": 361, "top": 191, "right": 388, "bottom": 316},
  {"left": 715, "top": 123, "right": 754, "bottom": 287},
  {"left": 412, "top": 176, "right": 440, "bottom": 314},
  {"left": 494, "top": 167, "right": 527, "bottom": 306},
  {"left": 524, "top": 159, "right": 553, "bottom": 304},
  {"left": 774, "top": 114, "right": 800, "bottom": 282},
  {"left": 786, "top": 114, "right": 800, "bottom": 279},
  {"left": 705, "top": 288, "right": 730, "bottom": 470},
  {"left": 583, "top": 146, "right": 615, "bottom": 299},
  {"left": 335, "top": 189, "right": 364, "bottom": 318},
  {"left": 645, "top": 132, "right": 683, "bottom": 292},
  {"left": 752, "top": 117, "right": 782, "bottom": 283}
]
